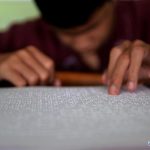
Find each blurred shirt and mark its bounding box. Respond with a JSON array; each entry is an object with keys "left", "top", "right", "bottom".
[{"left": 0, "top": 0, "right": 150, "bottom": 73}]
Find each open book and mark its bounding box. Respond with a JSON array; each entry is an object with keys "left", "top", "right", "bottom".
[{"left": 0, "top": 86, "right": 149, "bottom": 150}]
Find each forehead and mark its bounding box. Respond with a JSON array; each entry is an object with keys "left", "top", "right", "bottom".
[{"left": 54, "top": 2, "right": 113, "bottom": 35}]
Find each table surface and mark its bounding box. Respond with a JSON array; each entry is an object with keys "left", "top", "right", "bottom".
[{"left": 0, "top": 86, "right": 149, "bottom": 150}]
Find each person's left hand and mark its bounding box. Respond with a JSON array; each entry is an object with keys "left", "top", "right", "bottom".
[{"left": 102, "top": 40, "right": 150, "bottom": 95}]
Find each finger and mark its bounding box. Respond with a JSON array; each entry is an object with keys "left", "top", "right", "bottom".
[
  {"left": 101, "top": 72, "right": 107, "bottom": 85},
  {"left": 53, "top": 79, "right": 62, "bottom": 87},
  {"left": 138, "top": 65, "right": 150, "bottom": 84},
  {"left": 1, "top": 68, "right": 27, "bottom": 87},
  {"left": 10, "top": 57, "right": 40, "bottom": 86},
  {"left": 26, "top": 46, "right": 55, "bottom": 83},
  {"left": 125, "top": 66, "right": 150, "bottom": 90},
  {"left": 127, "top": 40, "right": 149, "bottom": 91},
  {"left": 107, "top": 41, "right": 131, "bottom": 84},
  {"left": 108, "top": 50, "right": 130, "bottom": 95},
  {"left": 17, "top": 50, "right": 50, "bottom": 85},
  {"left": 143, "top": 44, "right": 150, "bottom": 64},
  {"left": 26, "top": 46, "right": 55, "bottom": 70}
]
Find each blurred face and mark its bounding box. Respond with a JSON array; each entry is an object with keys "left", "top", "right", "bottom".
[{"left": 54, "top": 1, "right": 115, "bottom": 54}]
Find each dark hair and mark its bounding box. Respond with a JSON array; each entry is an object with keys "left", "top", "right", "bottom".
[{"left": 34, "top": 0, "right": 110, "bottom": 29}]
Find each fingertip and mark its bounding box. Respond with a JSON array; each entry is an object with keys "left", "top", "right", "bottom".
[
  {"left": 127, "top": 81, "right": 137, "bottom": 92},
  {"left": 101, "top": 73, "right": 110, "bottom": 85},
  {"left": 101, "top": 74, "right": 107, "bottom": 84},
  {"left": 108, "top": 84, "right": 120, "bottom": 95},
  {"left": 54, "top": 79, "right": 62, "bottom": 87},
  {"left": 16, "top": 80, "right": 27, "bottom": 87}
]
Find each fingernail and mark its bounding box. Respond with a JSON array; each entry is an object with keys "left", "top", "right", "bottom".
[
  {"left": 128, "top": 81, "right": 135, "bottom": 91},
  {"left": 109, "top": 84, "right": 119, "bottom": 95}
]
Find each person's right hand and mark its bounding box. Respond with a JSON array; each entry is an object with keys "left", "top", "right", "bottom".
[{"left": 0, "top": 46, "right": 55, "bottom": 87}]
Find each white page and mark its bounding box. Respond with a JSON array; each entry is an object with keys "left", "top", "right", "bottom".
[{"left": 0, "top": 86, "right": 149, "bottom": 150}]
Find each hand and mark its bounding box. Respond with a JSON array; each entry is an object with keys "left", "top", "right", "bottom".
[
  {"left": 0, "top": 46, "right": 57, "bottom": 87},
  {"left": 102, "top": 40, "right": 150, "bottom": 95}
]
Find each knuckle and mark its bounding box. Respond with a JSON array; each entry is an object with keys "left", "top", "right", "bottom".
[
  {"left": 121, "top": 53, "right": 130, "bottom": 63},
  {"left": 132, "top": 46, "right": 144, "bottom": 55},
  {"left": 111, "top": 47, "right": 122, "bottom": 54},
  {"left": 110, "top": 47, "right": 122, "bottom": 57},
  {"left": 133, "top": 39, "right": 144, "bottom": 46},
  {"left": 45, "top": 60, "right": 54, "bottom": 69},
  {"left": 110, "top": 76, "right": 120, "bottom": 86},
  {"left": 17, "top": 49, "right": 28, "bottom": 56},
  {"left": 27, "top": 45, "right": 35, "bottom": 49},
  {"left": 27, "top": 45, "right": 38, "bottom": 52},
  {"left": 128, "top": 66, "right": 139, "bottom": 76},
  {"left": 127, "top": 73, "right": 135, "bottom": 82},
  {"left": 132, "top": 40, "right": 147, "bottom": 54}
]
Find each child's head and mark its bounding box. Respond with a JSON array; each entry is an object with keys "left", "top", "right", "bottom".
[{"left": 35, "top": 0, "right": 115, "bottom": 54}]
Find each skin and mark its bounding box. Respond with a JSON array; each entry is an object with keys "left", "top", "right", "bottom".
[
  {"left": 104, "top": 40, "right": 150, "bottom": 95},
  {"left": 0, "top": 0, "right": 149, "bottom": 95},
  {"left": 55, "top": 1, "right": 150, "bottom": 95},
  {"left": 55, "top": 1, "right": 115, "bottom": 70},
  {"left": 0, "top": 46, "right": 60, "bottom": 87},
  {"left": 55, "top": 2, "right": 114, "bottom": 54}
]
